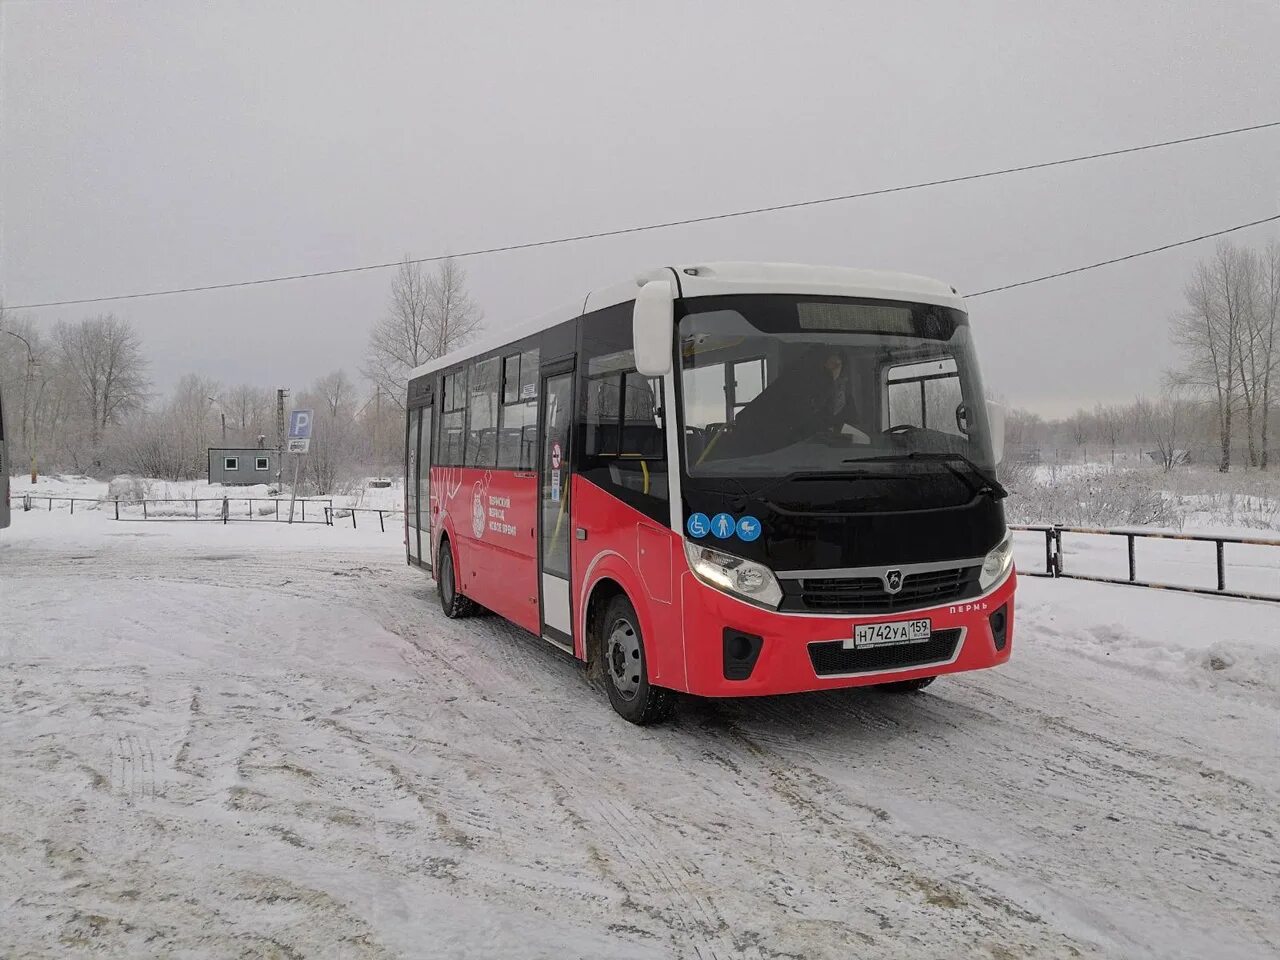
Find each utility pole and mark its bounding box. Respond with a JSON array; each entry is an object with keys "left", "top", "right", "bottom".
[
  {"left": 374, "top": 383, "right": 381, "bottom": 477},
  {"left": 3, "top": 329, "right": 38, "bottom": 483},
  {"left": 208, "top": 396, "right": 228, "bottom": 443},
  {"left": 276, "top": 388, "right": 288, "bottom": 488}
]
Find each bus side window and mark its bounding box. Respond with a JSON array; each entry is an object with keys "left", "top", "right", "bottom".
[
  {"left": 441, "top": 369, "right": 467, "bottom": 465},
  {"left": 498, "top": 346, "right": 539, "bottom": 471},
  {"left": 466, "top": 357, "right": 500, "bottom": 468},
  {"left": 579, "top": 302, "right": 669, "bottom": 523}
]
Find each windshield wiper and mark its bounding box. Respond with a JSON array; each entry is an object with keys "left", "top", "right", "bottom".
[{"left": 841, "top": 452, "right": 1008, "bottom": 500}]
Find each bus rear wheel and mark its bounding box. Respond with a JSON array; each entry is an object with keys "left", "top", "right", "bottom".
[
  {"left": 599, "top": 594, "right": 674, "bottom": 725},
  {"left": 876, "top": 676, "right": 936, "bottom": 693},
  {"left": 437, "top": 539, "right": 477, "bottom": 619}
]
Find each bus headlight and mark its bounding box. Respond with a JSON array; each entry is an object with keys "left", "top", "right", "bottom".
[
  {"left": 684, "top": 541, "right": 783, "bottom": 609},
  {"left": 978, "top": 533, "right": 1014, "bottom": 590}
]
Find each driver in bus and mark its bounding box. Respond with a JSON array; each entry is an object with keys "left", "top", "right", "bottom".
[
  {"left": 822, "top": 352, "right": 849, "bottom": 421},
  {"left": 815, "top": 351, "right": 871, "bottom": 443},
  {"left": 714, "top": 347, "right": 867, "bottom": 460}
]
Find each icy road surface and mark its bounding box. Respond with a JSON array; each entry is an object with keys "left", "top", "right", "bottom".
[{"left": 2, "top": 512, "right": 1278, "bottom": 959}]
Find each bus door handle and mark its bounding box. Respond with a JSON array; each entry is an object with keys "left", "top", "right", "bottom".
[{"left": 575, "top": 528, "right": 588, "bottom": 541}]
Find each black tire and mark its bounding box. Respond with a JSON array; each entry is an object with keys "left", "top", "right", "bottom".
[
  {"left": 437, "top": 539, "right": 477, "bottom": 619},
  {"left": 599, "top": 594, "right": 674, "bottom": 725},
  {"left": 876, "top": 675, "right": 937, "bottom": 693}
]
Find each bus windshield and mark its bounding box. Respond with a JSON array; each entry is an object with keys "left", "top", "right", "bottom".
[{"left": 677, "top": 294, "right": 998, "bottom": 483}]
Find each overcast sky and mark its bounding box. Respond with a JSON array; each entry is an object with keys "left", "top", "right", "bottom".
[{"left": 3, "top": 0, "right": 1278, "bottom": 417}]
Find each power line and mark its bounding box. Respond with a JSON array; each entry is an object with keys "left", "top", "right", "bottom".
[
  {"left": 966, "top": 212, "right": 1280, "bottom": 297},
  {"left": 8, "top": 119, "right": 1280, "bottom": 310}
]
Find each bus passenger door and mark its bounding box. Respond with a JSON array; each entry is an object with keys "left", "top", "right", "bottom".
[
  {"left": 538, "top": 367, "right": 575, "bottom": 652},
  {"left": 406, "top": 408, "right": 421, "bottom": 564},
  {"left": 417, "top": 400, "right": 433, "bottom": 571}
]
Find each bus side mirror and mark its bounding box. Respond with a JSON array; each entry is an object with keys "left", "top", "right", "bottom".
[
  {"left": 986, "top": 400, "right": 1006, "bottom": 464},
  {"left": 633, "top": 281, "right": 674, "bottom": 378}
]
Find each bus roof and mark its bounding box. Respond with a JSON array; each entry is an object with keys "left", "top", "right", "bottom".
[{"left": 407, "top": 262, "right": 965, "bottom": 382}]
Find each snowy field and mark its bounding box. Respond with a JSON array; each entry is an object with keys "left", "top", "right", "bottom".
[{"left": 2, "top": 510, "right": 1279, "bottom": 959}]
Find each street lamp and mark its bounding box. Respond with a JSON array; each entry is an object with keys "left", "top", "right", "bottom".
[{"left": 2, "top": 328, "right": 39, "bottom": 483}]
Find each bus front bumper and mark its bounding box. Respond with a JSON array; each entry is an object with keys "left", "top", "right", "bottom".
[{"left": 677, "top": 569, "right": 1016, "bottom": 698}]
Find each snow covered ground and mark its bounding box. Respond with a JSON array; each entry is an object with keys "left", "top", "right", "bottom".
[{"left": 2, "top": 509, "right": 1278, "bottom": 959}]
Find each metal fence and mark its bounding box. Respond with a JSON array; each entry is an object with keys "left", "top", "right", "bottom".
[
  {"left": 9, "top": 494, "right": 339, "bottom": 525},
  {"left": 1012, "top": 524, "right": 1280, "bottom": 603},
  {"left": 324, "top": 505, "right": 405, "bottom": 531}
]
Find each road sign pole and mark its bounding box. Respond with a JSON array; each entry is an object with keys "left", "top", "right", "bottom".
[
  {"left": 287, "top": 455, "right": 302, "bottom": 523},
  {"left": 284, "top": 408, "right": 313, "bottom": 524}
]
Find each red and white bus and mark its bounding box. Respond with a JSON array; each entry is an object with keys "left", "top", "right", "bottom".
[{"left": 405, "top": 263, "right": 1014, "bottom": 723}]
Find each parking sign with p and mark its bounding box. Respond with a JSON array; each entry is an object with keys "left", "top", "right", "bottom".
[
  {"left": 287, "top": 409, "right": 313, "bottom": 454},
  {"left": 289, "top": 409, "right": 313, "bottom": 440}
]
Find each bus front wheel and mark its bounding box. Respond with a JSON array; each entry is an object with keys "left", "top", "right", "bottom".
[
  {"left": 599, "top": 594, "right": 674, "bottom": 725},
  {"left": 437, "top": 539, "right": 477, "bottom": 619}
]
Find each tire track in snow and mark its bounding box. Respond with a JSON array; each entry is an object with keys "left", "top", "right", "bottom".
[
  {"left": 382, "top": 604, "right": 748, "bottom": 960},
  {"left": 109, "top": 733, "right": 156, "bottom": 801},
  {"left": 684, "top": 702, "right": 1098, "bottom": 958}
]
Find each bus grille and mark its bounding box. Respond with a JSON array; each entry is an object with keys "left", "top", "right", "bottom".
[
  {"left": 808, "top": 628, "right": 963, "bottom": 677},
  {"left": 781, "top": 566, "right": 979, "bottom": 615}
]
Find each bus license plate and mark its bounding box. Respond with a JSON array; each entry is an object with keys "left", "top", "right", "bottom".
[{"left": 847, "top": 618, "right": 931, "bottom": 649}]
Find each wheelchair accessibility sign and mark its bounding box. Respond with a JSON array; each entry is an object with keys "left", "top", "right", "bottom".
[
  {"left": 686, "top": 512, "right": 763, "bottom": 542},
  {"left": 686, "top": 513, "right": 710, "bottom": 538}
]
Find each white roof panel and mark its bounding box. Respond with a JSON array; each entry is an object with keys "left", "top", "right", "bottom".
[
  {"left": 671, "top": 262, "right": 964, "bottom": 309},
  {"left": 407, "top": 262, "right": 965, "bottom": 382}
]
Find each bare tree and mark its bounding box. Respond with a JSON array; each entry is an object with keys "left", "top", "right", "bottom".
[
  {"left": 114, "top": 375, "right": 221, "bottom": 481},
  {"left": 1252, "top": 241, "right": 1279, "bottom": 469},
  {"left": 1094, "top": 403, "right": 1123, "bottom": 465},
  {"left": 56, "top": 314, "right": 149, "bottom": 447},
  {"left": 1230, "top": 249, "right": 1265, "bottom": 467},
  {"left": 1171, "top": 243, "right": 1251, "bottom": 472},
  {"left": 297, "top": 370, "right": 360, "bottom": 495},
  {"left": 364, "top": 257, "right": 484, "bottom": 410},
  {"left": 222, "top": 383, "right": 276, "bottom": 446},
  {"left": 1136, "top": 391, "right": 1193, "bottom": 472},
  {"left": 1004, "top": 407, "right": 1044, "bottom": 461},
  {"left": 1067, "top": 409, "right": 1091, "bottom": 461}
]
